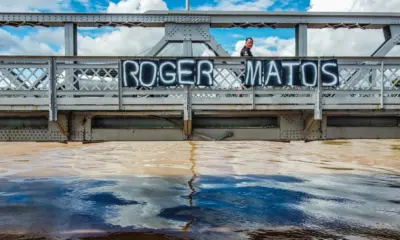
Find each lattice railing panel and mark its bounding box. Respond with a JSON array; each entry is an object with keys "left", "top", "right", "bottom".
[
  {"left": 191, "top": 66, "right": 244, "bottom": 99},
  {"left": 56, "top": 68, "right": 118, "bottom": 91},
  {"left": 0, "top": 67, "right": 49, "bottom": 91},
  {"left": 383, "top": 68, "right": 400, "bottom": 90},
  {"left": 338, "top": 67, "right": 374, "bottom": 90},
  {"left": 211, "top": 67, "right": 244, "bottom": 90}
]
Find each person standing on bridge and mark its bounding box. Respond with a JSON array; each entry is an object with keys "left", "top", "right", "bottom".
[
  {"left": 238, "top": 37, "right": 254, "bottom": 96},
  {"left": 240, "top": 37, "right": 254, "bottom": 57}
]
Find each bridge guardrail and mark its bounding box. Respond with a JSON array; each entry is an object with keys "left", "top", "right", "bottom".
[{"left": 0, "top": 56, "right": 399, "bottom": 121}]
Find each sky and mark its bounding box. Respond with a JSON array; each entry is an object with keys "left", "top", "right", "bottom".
[{"left": 0, "top": 0, "right": 399, "bottom": 57}]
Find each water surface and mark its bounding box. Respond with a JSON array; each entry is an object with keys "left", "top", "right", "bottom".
[{"left": 0, "top": 140, "right": 399, "bottom": 240}]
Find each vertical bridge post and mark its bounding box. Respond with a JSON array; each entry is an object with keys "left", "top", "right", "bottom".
[
  {"left": 380, "top": 61, "right": 385, "bottom": 109},
  {"left": 186, "top": 0, "right": 190, "bottom": 11},
  {"left": 65, "top": 23, "right": 78, "bottom": 90},
  {"left": 295, "top": 23, "right": 322, "bottom": 138},
  {"left": 295, "top": 24, "right": 308, "bottom": 57},
  {"left": 183, "top": 0, "right": 193, "bottom": 138},
  {"left": 63, "top": 22, "right": 78, "bottom": 138},
  {"left": 49, "top": 57, "right": 57, "bottom": 121},
  {"left": 183, "top": 39, "right": 193, "bottom": 138},
  {"left": 65, "top": 23, "right": 78, "bottom": 56}
]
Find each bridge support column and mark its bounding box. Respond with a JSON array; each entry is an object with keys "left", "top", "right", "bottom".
[
  {"left": 65, "top": 23, "right": 78, "bottom": 56},
  {"left": 280, "top": 113, "right": 324, "bottom": 142},
  {"left": 67, "top": 113, "right": 92, "bottom": 142},
  {"left": 303, "top": 113, "right": 325, "bottom": 141},
  {"left": 53, "top": 113, "right": 68, "bottom": 138},
  {"left": 295, "top": 24, "right": 308, "bottom": 57},
  {"left": 183, "top": 80, "right": 193, "bottom": 138}
]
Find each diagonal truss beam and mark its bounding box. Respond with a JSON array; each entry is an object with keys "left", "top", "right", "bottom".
[
  {"left": 145, "top": 36, "right": 169, "bottom": 57},
  {"left": 344, "top": 25, "right": 400, "bottom": 89},
  {"left": 372, "top": 25, "right": 400, "bottom": 55},
  {"left": 204, "top": 35, "right": 230, "bottom": 57}
]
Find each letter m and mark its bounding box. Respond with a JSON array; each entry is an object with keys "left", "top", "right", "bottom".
[{"left": 244, "top": 60, "right": 263, "bottom": 86}]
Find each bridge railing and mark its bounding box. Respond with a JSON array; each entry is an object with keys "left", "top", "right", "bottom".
[{"left": 0, "top": 56, "right": 399, "bottom": 117}]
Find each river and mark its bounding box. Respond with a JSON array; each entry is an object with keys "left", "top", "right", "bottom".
[{"left": 0, "top": 140, "right": 399, "bottom": 240}]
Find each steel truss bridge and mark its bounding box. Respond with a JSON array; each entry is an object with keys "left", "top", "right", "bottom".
[{"left": 0, "top": 10, "right": 399, "bottom": 142}]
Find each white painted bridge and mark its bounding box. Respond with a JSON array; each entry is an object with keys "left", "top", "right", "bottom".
[{"left": 0, "top": 10, "right": 399, "bottom": 142}]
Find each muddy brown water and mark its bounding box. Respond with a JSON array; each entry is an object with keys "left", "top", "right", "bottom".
[{"left": 0, "top": 140, "right": 399, "bottom": 240}]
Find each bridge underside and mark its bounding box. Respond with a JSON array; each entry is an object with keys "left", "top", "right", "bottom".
[{"left": 1, "top": 110, "right": 399, "bottom": 142}]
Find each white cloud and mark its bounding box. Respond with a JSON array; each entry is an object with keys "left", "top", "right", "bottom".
[
  {"left": 308, "top": 0, "right": 400, "bottom": 12},
  {"left": 33, "top": 28, "right": 65, "bottom": 46},
  {"left": 0, "top": 29, "right": 62, "bottom": 55},
  {"left": 106, "top": 0, "right": 168, "bottom": 13},
  {"left": 78, "top": 28, "right": 164, "bottom": 56},
  {"left": 308, "top": 28, "right": 391, "bottom": 56},
  {"left": 197, "top": 0, "right": 274, "bottom": 11}
]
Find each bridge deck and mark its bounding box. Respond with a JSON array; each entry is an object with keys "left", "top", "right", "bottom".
[{"left": 0, "top": 56, "right": 399, "bottom": 141}]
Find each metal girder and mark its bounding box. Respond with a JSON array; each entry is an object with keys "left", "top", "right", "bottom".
[
  {"left": 2, "top": 116, "right": 400, "bottom": 141},
  {"left": 0, "top": 11, "right": 399, "bottom": 29},
  {"left": 326, "top": 127, "right": 400, "bottom": 139},
  {"left": 165, "top": 23, "right": 210, "bottom": 41}
]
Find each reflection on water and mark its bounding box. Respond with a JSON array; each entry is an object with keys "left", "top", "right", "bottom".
[{"left": 0, "top": 140, "right": 399, "bottom": 240}]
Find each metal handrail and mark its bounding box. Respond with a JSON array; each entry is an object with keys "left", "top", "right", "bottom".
[{"left": 1, "top": 56, "right": 399, "bottom": 122}]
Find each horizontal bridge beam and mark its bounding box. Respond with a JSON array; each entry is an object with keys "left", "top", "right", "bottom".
[
  {"left": 1, "top": 56, "right": 400, "bottom": 63},
  {"left": 0, "top": 11, "right": 399, "bottom": 28},
  {"left": 0, "top": 111, "right": 399, "bottom": 142}
]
